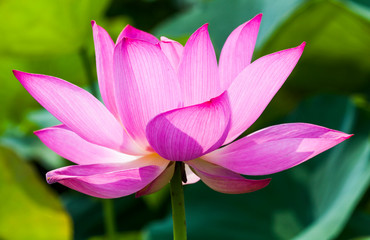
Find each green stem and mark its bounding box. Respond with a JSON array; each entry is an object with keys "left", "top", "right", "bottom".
[
  {"left": 170, "top": 162, "right": 187, "bottom": 240},
  {"left": 80, "top": 46, "right": 115, "bottom": 238},
  {"left": 103, "top": 199, "right": 116, "bottom": 240},
  {"left": 79, "top": 47, "right": 98, "bottom": 97}
]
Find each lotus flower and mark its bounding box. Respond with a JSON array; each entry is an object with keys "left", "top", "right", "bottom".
[{"left": 13, "top": 14, "right": 351, "bottom": 198}]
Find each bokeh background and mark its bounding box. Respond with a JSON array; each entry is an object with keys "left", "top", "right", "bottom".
[{"left": 0, "top": 0, "right": 369, "bottom": 239}]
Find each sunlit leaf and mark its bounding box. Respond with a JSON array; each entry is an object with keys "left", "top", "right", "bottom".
[
  {"left": 0, "top": 146, "right": 71, "bottom": 239},
  {"left": 0, "top": 0, "right": 111, "bottom": 56}
]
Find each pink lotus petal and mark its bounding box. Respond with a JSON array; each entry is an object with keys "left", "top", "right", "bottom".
[
  {"left": 136, "top": 162, "right": 175, "bottom": 197},
  {"left": 188, "top": 159, "right": 270, "bottom": 194},
  {"left": 183, "top": 164, "right": 200, "bottom": 184},
  {"left": 219, "top": 14, "right": 262, "bottom": 90},
  {"left": 117, "top": 24, "right": 159, "bottom": 45},
  {"left": 159, "top": 36, "right": 184, "bottom": 70},
  {"left": 35, "top": 125, "right": 143, "bottom": 165},
  {"left": 224, "top": 43, "right": 306, "bottom": 144},
  {"left": 204, "top": 123, "right": 352, "bottom": 175},
  {"left": 47, "top": 163, "right": 166, "bottom": 199},
  {"left": 91, "top": 21, "right": 118, "bottom": 117},
  {"left": 13, "top": 70, "right": 134, "bottom": 152},
  {"left": 178, "top": 24, "right": 221, "bottom": 106},
  {"left": 146, "top": 92, "right": 231, "bottom": 161},
  {"left": 114, "top": 38, "right": 182, "bottom": 150}
]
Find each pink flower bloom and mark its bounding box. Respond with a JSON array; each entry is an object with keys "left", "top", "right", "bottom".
[{"left": 13, "top": 14, "right": 351, "bottom": 198}]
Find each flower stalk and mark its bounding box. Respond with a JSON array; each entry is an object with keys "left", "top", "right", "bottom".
[
  {"left": 170, "top": 162, "right": 187, "bottom": 240},
  {"left": 103, "top": 199, "right": 116, "bottom": 240}
]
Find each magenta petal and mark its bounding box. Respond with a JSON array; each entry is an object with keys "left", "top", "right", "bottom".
[
  {"left": 224, "top": 43, "right": 305, "bottom": 144},
  {"left": 114, "top": 38, "right": 182, "bottom": 149},
  {"left": 136, "top": 162, "right": 175, "bottom": 197},
  {"left": 178, "top": 24, "right": 221, "bottom": 106},
  {"left": 13, "top": 71, "right": 132, "bottom": 151},
  {"left": 188, "top": 159, "right": 270, "bottom": 194},
  {"left": 159, "top": 36, "right": 184, "bottom": 70},
  {"left": 219, "top": 14, "right": 262, "bottom": 90},
  {"left": 35, "top": 125, "right": 143, "bottom": 165},
  {"left": 46, "top": 163, "right": 164, "bottom": 199},
  {"left": 91, "top": 21, "right": 118, "bottom": 117},
  {"left": 116, "top": 24, "right": 159, "bottom": 44},
  {"left": 146, "top": 92, "right": 231, "bottom": 161},
  {"left": 204, "top": 123, "right": 352, "bottom": 175}
]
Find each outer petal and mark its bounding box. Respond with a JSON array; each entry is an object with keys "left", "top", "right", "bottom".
[
  {"left": 188, "top": 159, "right": 270, "bottom": 194},
  {"left": 178, "top": 24, "right": 221, "bottom": 106},
  {"left": 159, "top": 36, "right": 184, "bottom": 70},
  {"left": 146, "top": 92, "right": 231, "bottom": 161},
  {"left": 91, "top": 21, "right": 118, "bottom": 117},
  {"left": 46, "top": 157, "right": 168, "bottom": 199},
  {"left": 184, "top": 164, "right": 200, "bottom": 184},
  {"left": 13, "top": 71, "right": 139, "bottom": 153},
  {"left": 136, "top": 162, "right": 175, "bottom": 197},
  {"left": 117, "top": 25, "right": 159, "bottom": 45},
  {"left": 114, "top": 38, "right": 182, "bottom": 150},
  {"left": 35, "top": 125, "right": 141, "bottom": 165},
  {"left": 204, "top": 123, "right": 352, "bottom": 175},
  {"left": 219, "top": 14, "right": 262, "bottom": 90},
  {"left": 225, "top": 43, "right": 305, "bottom": 144}
]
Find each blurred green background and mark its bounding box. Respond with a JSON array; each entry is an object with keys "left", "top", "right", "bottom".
[{"left": 0, "top": 0, "right": 369, "bottom": 239}]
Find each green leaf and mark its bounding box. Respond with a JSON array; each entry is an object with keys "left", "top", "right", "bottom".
[
  {"left": 145, "top": 95, "right": 370, "bottom": 240},
  {"left": 0, "top": 146, "right": 71, "bottom": 239},
  {"left": 259, "top": 0, "right": 370, "bottom": 95},
  {"left": 89, "top": 231, "right": 144, "bottom": 240},
  {"left": 154, "top": 0, "right": 304, "bottom": 52},
  {"left": 337, "top": 209, "right": 370, "bottom": 239},
  {"left": 0, "top": 125, "right": 66, "bottom": 169},
  {"left": 142, "top": 185, "right": 170, "bottom": 211},
  {"left": 0, "top": 0, "right": 111, "bottom": 56},
  {"left": 62, "top": 193, "right": 168, "bottom": 240},
  {"left": 289, "top": 96, "right": 370, "bottom": 240}
]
